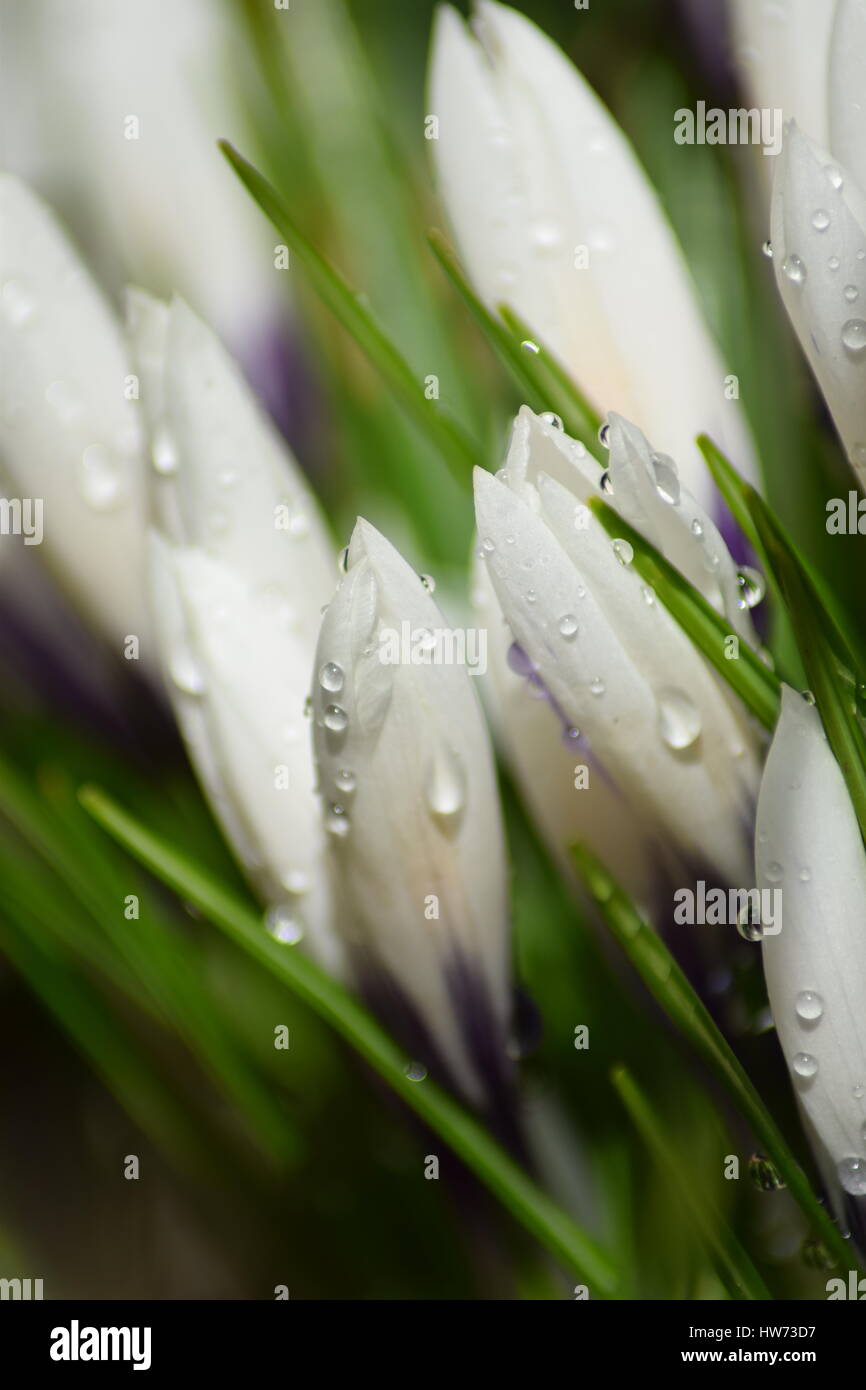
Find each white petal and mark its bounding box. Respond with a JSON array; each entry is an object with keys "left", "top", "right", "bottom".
[
  {"left": 429, "top": 1, "right": 758, "bottom": 501},
  {"left": 312, "top": 519, "right": 511, "bottom": 1102},
  {"left": 771, "top": 123, "right": 866, "bottom": 486},
  {"left": 758, "top": 687, "right": 866, "bottom": 1195},
  {"left": 474, "top": 466, "right": 758, "bottom": 885},
  {"left": 829, "top": 0, "right": 866, "bottom": 198},
  {"left": 730, "top": 0, "right": 834, "bottom": 150},
  {"left": 0, "top": 173, "right": 149, "bottom": 652}
]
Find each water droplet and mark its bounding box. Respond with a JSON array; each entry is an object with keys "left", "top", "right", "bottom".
[
  {"left": 782, "top": 254, "right": 806, "bottom": 286},
  {"left": 589, "top": 676, "right": 605, "bottom": 696},
  {"left": 325, "top": 804, "right": 350, "bottom": 838},
  {"left": 169, "top": 650, "right": 206, "bottom": 696},
  {"left": 335, "top": 768, "right": 356, "bottom": 795},
  {"left": 151, "top": 426, "right": 178, "bottom": 475},
  {"left": 761, "top": 239, "right": 773, "bottom": 259},
  {"left": 650, "top": 452, "right": 680, "bottom": 505},
  {"left": 599, "top": 469, "right": 614, "bottom": 495},
  {"left": 539, "top": 411, "right": 563, "bottom": 430},
  {"left": 641, "top": 585, "right": 656, "bottom": 606},
  {"left": 798, "top": 866, "right": 812, "bottom": 883},
  {"left": 281, "top": 869, "right": 309, "bottom": 895},
  {"left": 426, "top": 746, "right": 466, "bottom": 831},
  {"left": 827, "top": 165, "right": 844, "bottom": 191},
  {"left": 404, "top": 1060, "right": 428, "bottom": 1082},
  {"left": 811, "top": 208, "right": 831, "bottom": 232},
  {"left": 842, "top": 318, "right": 866, "bottom": 355},
  {"left": 736, "top": 565, "right": 766, "bottom": 609},
  {"left": 657, "top": 688, "right": 701, "bottom": 750},
  {"left": 288, "top": 510, "right": 309, "bottom": 538},
  {"left": 324, "top": 704, "right": 348, "bottom": 734},
  {"left": 420, "top": 573, "right": 436, "bottom": 593},
  {"left": 530, "top": 220, "right": 562, "bottom": 253},
  {"left": 481, "top": 537, "right": 495, "bottom": 554},
  {"left": 853, "top": 1082, "right": 865, "bottom": 1100},
  {"left": 765, "top": 861, "right": 783, "bottom": 883},
  {"left": 1, "top": 279, "right": 35, "bottom": 325},
  {"left": 338, "top": 546, "right": 350, "bottom": 573},
  {"left": 597, "top": 422, "right": 610, "bottom": 449},
  {"left": 690, "top": 518, "right": 704, "bottom": 538},
  {"left": 611, "top": 538, "right": 633, "bottom": 566},
  {"left": 801, "top": 1238, "right": 836, "bottom": 1272},
  {"left": 558, "top": 614, "right": 578, "bottom": 639},
  {"left": 526, "top": 588, "right": 537, "bottom": 604},
  {"left": 319, "top": 661, "right": 344, "bottom": 693},
  {"left": 845, "top": 284, "right": 860, "bottom": 303},
  {"left": 303, "top": 694, "right": 313, "bottom": 718},
  {"left": 748, "top": 1152, "right": 785, "bottom": 1191},
  {"left": 795, "top": 990, "right": 823, "bottom": 1022},
  {"left": 828, "top": 254, "right": 841, "bottom": 271},
  {"left": 736, "top": 901, "right": 763, "bottom": 941},
  {"left": 802, "top": 689, "right": 817, "bottom": 706},
  {"left": 265, "top": 905, "right": 304, "bottom": 945},
  {"left": 80, "top": 444, "right": 123, "bottom": 511},
  {"left": 792, "top": 1052, "right": 818, "bottom": 1079},
  {"left": 838, "top": 1156, "right": 866, "bottom": 1196},
  {"left": 520, "top": 339, "right": 540, "bottom": 355}
]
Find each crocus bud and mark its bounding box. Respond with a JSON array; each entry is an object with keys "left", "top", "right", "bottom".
[
  {"left": 770, "top": 121, "right": 866, "bottom": 489},
  {"left": 132, "top": 293, "right": 342, "bottom": 975},
  {"left": 428, "top": 0, "right": 758, "bottom": 503},
  {"left": 0, "top": 173, "right": 149, "bottom": 651},
  {"left": 310, "top": 518, "right": 513, "bottom": 1111},
  {"left": 757, "top": 686, "right": 866, "bottom": 1243},
  {"left": 474, "top": 408, "right": 762, "bottom": 889},
  {"left": 730, "top": 0, "right": 834, "bottom": 149}
]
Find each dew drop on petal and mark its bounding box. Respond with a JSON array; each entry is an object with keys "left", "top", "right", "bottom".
[
  {"left": 539, "top": 411, "right": 563, "bottom": 430},
  {"left": 589, "top": 676, "right": 605, "bottom": 696},
  {"left": 782, "top": 254, "right": 806, "bottom": 286},
  {"left": 736, "top": 903, "right": 763, "bottom": 942},
  {"left": 151, "top": 426, "right": 179, "bottom": 475},
  {"left": 319, "top": 661, "right": 344, "bottom": 693},
  {"left": 324, "top": 704, "right": 348, "bottom": 734},
  {"left": 792, "top": 1052, "right": 818, "bottom": 1079},
  {"left": 795, "top": 990, "right": 823, "bottom": 1022},
  {"left": 736, "top": 565, "right": 765, "bottom": 609},
  {"left": 827, "top": 165, "right": 844, "bottom": 191},
  {"left": 169, "top": 650, "right": 206, "bottom": 696},
  {"left": 838, "top": 1157, "right": 866, "bottom": 1196},
  {"left": 265, "top": 904, "right": 304, "bottom": 945},
  {"left": 690, "top": 518, "right": 704, "bottom": 538},
  {"left": 842, "top": 318, "right": 866, "bottom": 356},
  {"left": 420, "top": 573, "right": 436, "bottom": 593},
  {"left": 611, "top": 538, "right": 633, "bottom": 566},
  {"left": 80, "top": 444, "right": 124, "bottom": 511},
  {"left": 828, "top": 254, "right": 841, "bottom": 271},
  {"left": 657, "top": 688, "right": 701, "bottom": 750},
  {"left": 325, "top": 804, "right": 350, "bottom": 838},
  {"left": 335, "top": 768, "right": 356, "bottom": 795},
  {"left": 598, "top": 422, "right": 610, "bottom": 449},
  {"left": 426, "top": 746, "right": 466, "bottom": 831},
  {"left": 845, "top": 284, "right": 860, "bottom": 303},
  {"left": 811, "top": 208, "right": 830, "bottom": 232},
  {"left": 650, "top": 452, "right": 680, "bottom": 505},
  {"left": 761, "top": 239, "right": 774, "bottom": 259},
  {"left": 748, "top": 1152, "right": 785, "bottom": 1191},
  {"left": 765, "top": 861, "right": 783, "bottom": 883},
  {"left": 558, "top": 614, "right": 578, "bottom": 639},
  {"left": 599, "top": 469, "right": 614, "bottom": 495}
]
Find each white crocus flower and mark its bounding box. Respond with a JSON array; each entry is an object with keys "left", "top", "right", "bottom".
[
  {"left": 771, "top": 121, "right": 866, "bottom": 489},
  {"left": 0, "top": 173, "right": 149, "bottom": 652},
  {"left": 311, "top": 518, "right": 513, "bottom": 1111},
  {"left": 0, "top": 0, "right": 274, "bottom": 352},
  {"left": 730, "top": 0, "right": 835, "bottom": 150},
  {"left": 474, "top": 408, "right": 762, "bottom": 890},
  {"left": 757, "top": 686, "right": 866, "bottom": 1237},
  {"left": 130, "top": 293, "right": 342, "bottom": 976},
  {"left": 428, "top": 0, "right": 758, "bottom": 504}
]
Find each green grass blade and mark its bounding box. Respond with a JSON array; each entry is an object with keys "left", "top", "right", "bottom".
[
  {"left": 219, "top": 141, "right": 481, "bottom": 486},
  {"left": 610, "top": 1065, "right": 771, "bottom": 1301},
  {"left": 699, "top": 434, "right": 865, "bottom": 678},
  {"left": 427, "top": 230, "right": 600, "bottom": 448},
  {"left": 588, "top": 497, "right": 781, "bottom": 729},
  {"left": 572, "top": 845, "right": 862, "bottom": 1278},
  {"left": 80, "top": 783, "right": 619, "bottom": 1296}
]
